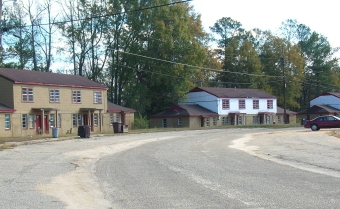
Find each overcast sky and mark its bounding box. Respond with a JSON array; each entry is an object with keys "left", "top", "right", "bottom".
[{"left": 190, "top": 0, "right": 340, "bottom": 49}]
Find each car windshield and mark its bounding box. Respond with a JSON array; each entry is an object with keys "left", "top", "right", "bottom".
[{"left": 333, "top": 116, "right": 340, "bottom": 120}]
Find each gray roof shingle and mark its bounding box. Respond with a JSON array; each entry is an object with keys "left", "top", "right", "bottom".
[
  {"left": 150, "top": 104, "right": 218, "bottom": 118},
  {"left": 107, "top": 102, "right": 136, "bottom": 113},
  {"left": 189, "top": 87, "right": 276, "bottom": 99},
  {"left": 0, "top": 103, "right": 15, "bottom": 113},
  {"left": 298, "top": 105, "right": 340, "bottom": 114},
  {"left": 0, "top": 68, "right": 107, "bottom": 89}
]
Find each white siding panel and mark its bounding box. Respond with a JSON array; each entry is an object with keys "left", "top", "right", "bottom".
[
  {"left": 310, "top": 95, "right": 340, "bottom": 109},
  {"left": 181, "top": 91, "right": 277, "bottom": 114}
]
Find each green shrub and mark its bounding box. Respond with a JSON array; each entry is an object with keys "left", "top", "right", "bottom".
[{"left": 132, "top": 113, "right": 149, "bottom": 129}]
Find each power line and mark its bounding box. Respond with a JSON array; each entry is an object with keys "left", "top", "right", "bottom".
[
  {"left": 112, "top": 49, "right": 282, "bottom": 78},
  {"left": 13, "top": 0, "right": 193, "bottom": 28}
]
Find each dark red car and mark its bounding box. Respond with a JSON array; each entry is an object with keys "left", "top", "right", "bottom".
[{"left": 304, "top": 115, "right": 340, "bottom": 131}]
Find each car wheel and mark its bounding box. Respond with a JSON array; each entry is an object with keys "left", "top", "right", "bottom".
[{"left": 311, "top": 124, "right": 319, "bottom": 131}]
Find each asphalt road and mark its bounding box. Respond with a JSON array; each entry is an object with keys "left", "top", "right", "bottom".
[{"left": 1, "top": 127, "right": 340, "bottom": 209}]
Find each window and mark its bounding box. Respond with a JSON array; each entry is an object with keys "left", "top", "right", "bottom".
[
  {"left": 178, "top": 118, "right": 182, "bottom": 126},
  {"left": 72, "top": 114, "right": 77, "bottom": 127},
  {"left": 50, "top": 89, "right": 60, "bottom": 103},
  {"left": 162, "top": 119, "right": 167, "bottom": 128},
  {"left": 267, "top": 100, "right": 273, "bottom": 109},
  {"left": 72, "top": 90, "right": 81, "bottom": 103},
  {"left": 110, "top": 113, "right": 114, "bottom": 125},
  {"left": 213, "top": 117, "right": 217, "bottom": 126},
  {"left": 277, "top": 116, "right": 281, "bottom": 123},
  {"left": 238, "top": 116, "right": 243, "bottom": 125},
  {"left": 94, "top": 114, "right": 98, "bottom": 126},
  {"left": 253, "top": 100, "right": 259, "bottom": 109},
  {"left": 253, "top": 116, "right": 260, "bottom": 124},
  {"left": 22, "top": 87, "right": 33, "bottom": 102},
  {"left": 5, "top": 114, "right": 10, "bottom": 129},
  {"left": 57, "top": 114, "right": 61, "bottom": 128},
  {"left": 22, "top": 114, "right": 27, "bottom": 128},
  {"left": 206, "top": 118, "right": 210, "bottom": 126},
  {"left": 50, "top": 114, "right": 55, "bottom": 127},
  {"left": 222, "top": 117, "right": 226, "bottom": 125},
  {"left": 239, "top": 99, "right": 245, "bottom": 109},
  {"left": 116, "top": 113, "right": 120, "bottom": 122},
  {"left": 77, "top": 114, "right": 82, "bottom": 126},
  {"left": 222, "top": 99, "right": 230, "bottom": 109},
  {"left": 29, "top": 114, "right": 34, "bottom": 128},
  {"left": 94, "top": 91, "right": 102, "bottom": 104}
]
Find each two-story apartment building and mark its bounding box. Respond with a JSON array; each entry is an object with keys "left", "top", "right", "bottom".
[
  {"left": 0, "top": 68, "right": 135, "bottom": 138},
  {"left": 297, "top": 92, "right": 340, "bottom": 120},
  {"left": 150, "top": 87, "right": 295, "bottom": 128}
]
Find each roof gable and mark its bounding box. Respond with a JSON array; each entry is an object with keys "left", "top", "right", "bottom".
[
  {"left": 189, "top": 87, "right": 276, "bottom": 99},
  {"left": 0, "top": 68, "right": 108, "bottom": 89}
]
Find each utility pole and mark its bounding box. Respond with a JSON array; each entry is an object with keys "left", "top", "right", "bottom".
[{"left": 281, "top": 48, "right": 287, "bottom": 124}]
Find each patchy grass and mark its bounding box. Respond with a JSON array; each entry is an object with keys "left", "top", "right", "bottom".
[
  {"left": 330, "top": 130, "right": 340, "bottom": 139},
  {"left": 0, "top": 143, "right": 18, "bottom": 150}
]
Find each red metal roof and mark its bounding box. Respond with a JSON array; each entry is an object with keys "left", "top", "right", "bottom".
[
  {"left": 189, "top": 87, "right": 276, "bottom": 99},
  {"left": 0, "top": 68, "right": 108, "bottom": 90}
]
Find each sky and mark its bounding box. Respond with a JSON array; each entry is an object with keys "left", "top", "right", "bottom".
[{"left": 190, "top": 0, "right": 340, "bottom": 49}]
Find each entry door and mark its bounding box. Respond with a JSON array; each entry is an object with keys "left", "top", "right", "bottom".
[
  {"left": 44, "top": 115, "right": 49, "bottom": 133},
  {"left": 36, "top": 115, "right": 41, "bottom": 134},
  {"left": 83, "top": 114, "right": 88, "bottom": 125}
]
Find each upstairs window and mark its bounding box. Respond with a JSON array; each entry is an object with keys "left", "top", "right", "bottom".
[
  {"left": 50, "top": 89, "right": 60, "bottom": 103},
  {"left": 267, "top": 100, "right": 273, "bottom": 109},
  {"left": 72, "top": 90, "right": 81, "bottom": 103},
  {"left": 239, "top": 99, "right": 245, "bottom": 109},
  {"left": 222, "top": 99, "right": 230, "bottom": 109},
  {"left": 94, "top": 91, "right": 102, "bottom": 104},
  {"left": 253, "top": 100, "right": 259, "bottom": 109},
  {"left": 22, "top": 87, "right": 33, "bottom": 102}
]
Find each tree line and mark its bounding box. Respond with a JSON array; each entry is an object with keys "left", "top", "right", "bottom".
[{"left": 1, "top": 0, "right": 339, "bottom": 117}]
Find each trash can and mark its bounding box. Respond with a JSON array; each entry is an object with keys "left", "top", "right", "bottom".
[
  {"left": 114, "top": 122, "right": 122, "bottom": 133},
  {"left": 52, "top": 127, "right": 59, "bottom": 138},
  {"left": 123, "top": 125, "right": 128, "bottom": 133},
  {"left": 78, "top": 126, "right": 85, "bottom": 138},
  {"left": 84, "top": 125, "right": 91, "bottom": 138}
]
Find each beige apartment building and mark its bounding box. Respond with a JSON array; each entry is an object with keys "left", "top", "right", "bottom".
[{"left": 0, "top": 68, "right": 135, "bottom": 138}]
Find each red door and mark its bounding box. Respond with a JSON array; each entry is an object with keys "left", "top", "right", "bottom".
[
  {"left": 83, "top": 114, "right": 88, "bottom": 126},
  {"left": 36, "top": 115, "right": 41, "bottom": 134}
]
